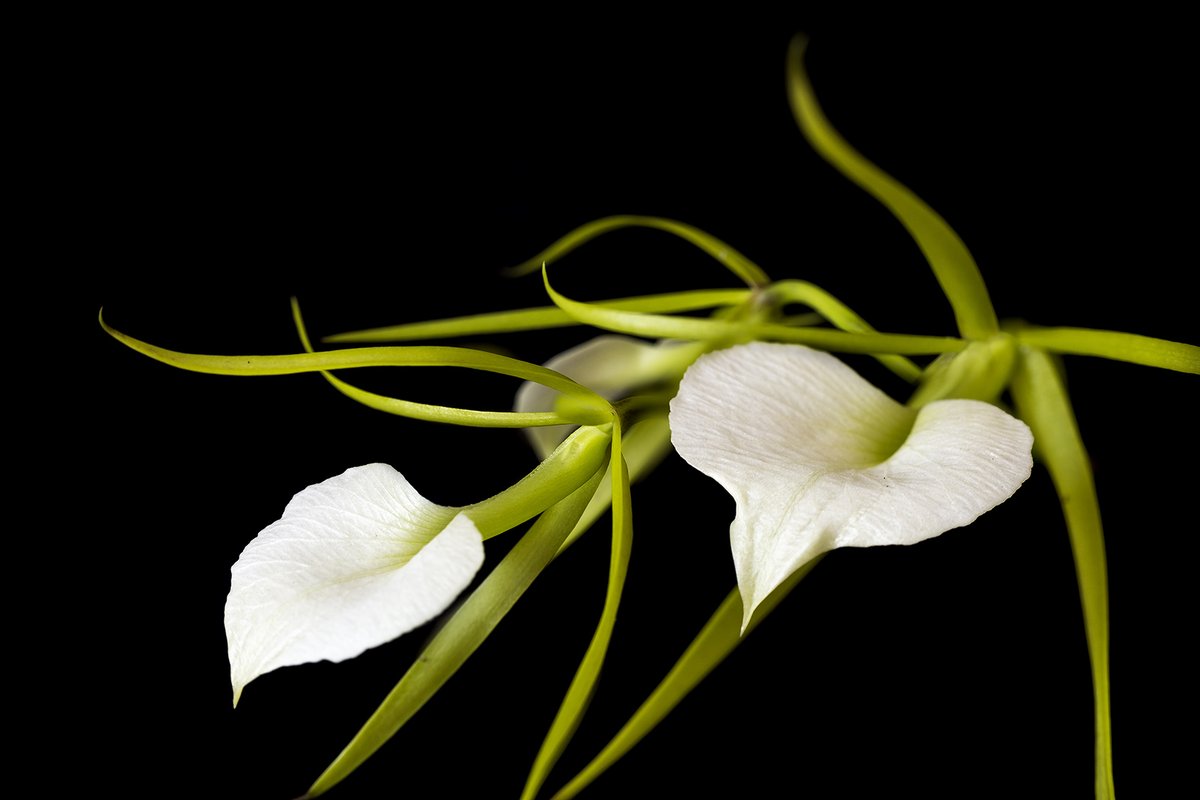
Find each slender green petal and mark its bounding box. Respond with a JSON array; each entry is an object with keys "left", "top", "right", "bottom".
[
  {"left": 101, "top": 310, "right": 612, "bottom": 426},
  {"left": 291, "top": 299, "right": 575, "bottom": 428},
  {"left": 1012, "top": 325, "right": 1200, "bottom": 374},
  {"left": 542, "top": 267, "right": 964, "bottom": 355},
  {"left": 521, "top": 423, "right": 634, "bottom": 800},
  {"left": 551, "top": 559, "right": 819, "bottom": 800},
  {"left": 769, "top": 279, "right": 922, "bottom": 380},
  {"left": 323, "top": 289, "right": 752, "bottom": 343},
  {"left": 786, "top": 36, "right": 998, "bottom": 339},
  {"left": 306, "top": 467, "right": 607, "bottom": 798},
  {"left": 295, "top": 369, "right": 571, "bottom": 428},
  {"left": 506, "top": 215, "right": 771, "bottom": 288},
  {"left": 741, "top": 322, "right": 963, "bottom": 355},
  {"left": 1010, "top": 346, "right": 1115, "bottom": 800}
]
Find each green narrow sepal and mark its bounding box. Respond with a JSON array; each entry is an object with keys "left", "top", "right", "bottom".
[
  {"left": 1010, "top": 346, "right": 1115, "bottom": 799},
  {"left": 786, "top": 36, "right": 999, "bottom": 339},
  {"left": 550, "top": 558, "right": 821, "bottom": 799},
  {"left": 101, "top": 308, "right": 613, "bottom": 428},
  {"left": 768, "top": 279, "right": 922, "bottom": 380},
  {"left": 1012, "top": 324, "right": 1200, "bottom": 374},
  {"left": 305, "top": 466, "right": 608, "bottom": 797},
  {"left": 323, "top": 289, "right": 752, "bottom": 344},
  {"left": 541, "top": 266, "right": 964, "bottom": 356},
  {"left": 520, "top": 421, "right": 635, "bottom": 800},
  {"left": 506, "top": 215, "right": 771, "bottom": 288}
]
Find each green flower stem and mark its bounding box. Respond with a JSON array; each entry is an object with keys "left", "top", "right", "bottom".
[
  {"left": 1012, "top": 325, "right": 1200, "bottom": 374},
  {"left": 323, "top": 289, "right": 753, "bottom": 344},
  {"left": 1011, "top": 347, "right": 1115, "bottom": 800},
  {"left": 466, "top": 425, "right": 613, "bottom": 540},
  {"left": 305, "top": 467, "right": 608, "bottom": 798},
  {"left": 505, "top": 214, "right": 771, "bottom": 288},
  {"left": 786, "top": 36, "right": 999, "bottom": 340},
  {"left": 521, "top": 420, "right": 634, "bottom": 800},
  {"left": 551, "top": 558, "right": 822, "bottom": 800}
]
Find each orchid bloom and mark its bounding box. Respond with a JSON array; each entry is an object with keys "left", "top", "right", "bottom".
[
  {"left": 97, "top": 33, "right": 1200, "bottom": 800},
  {"left": 669, "top": 341, "right": 1034, "bottom": 626}
]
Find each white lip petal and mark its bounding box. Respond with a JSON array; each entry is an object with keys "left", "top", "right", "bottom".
[
  {"left": 669, "top": 342, "right": 1033, "bottom": 628},
  {"left": 225, "top": 463, "right": 484, "bottom": 704}
]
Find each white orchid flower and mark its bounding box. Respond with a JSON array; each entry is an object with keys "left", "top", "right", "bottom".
[
  {"left": 224, "top": 463, "right": 485, "bottom": 705},
  {"left": 669, "top": 341, "right": 1034, "bottom": 628}
]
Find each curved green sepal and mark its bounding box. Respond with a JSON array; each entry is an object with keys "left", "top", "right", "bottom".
[
  {"left": 786, "top": 36, "right": 998, "bottom": 339},
  {"left": 506, "top": 215, "right": 770, "bottom": 288},
  {"left": 1012, "top": 325, "right": 1200, "bottom": 374},
  {"left": 550, "top": 558, "right": 821, "bottom": 800},
  {"left": 290, "top": 299, "right": 574, "bottom": 428},
  {"left": 769, "top": 279, "right": 922, "bottom": 380},
  {"left": 520, "top": 422, "right": 634, "bottom": 800},
  {"left": 305, "top": 467, "right": 607, "bottom": 797},
  {"left": 1010, "top": 346, "right": 1115, "bottom": 799},
  {"left": 323, "top": 289, "right": 752, "bottom": 344},
  {"left": 541, "top": 267, "right": 964, "bottom": 356},
  {"left": 101, "top": 309, "right": 612, "bottom": 427}
]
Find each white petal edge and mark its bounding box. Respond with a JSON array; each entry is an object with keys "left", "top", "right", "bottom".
[
  {"left": 225, "top": 463, "right": 484, "bottom": 704},
  {"left": 515, "top": 335, "right": 681, "bottom": 459},
  {"left": 669, "top": 342, "right": 1033, "bottom": 629}
]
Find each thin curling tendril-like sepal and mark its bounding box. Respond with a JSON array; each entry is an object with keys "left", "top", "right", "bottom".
[
  {"left": 551, "top": 558, "right": 820, "bottom": 800},
  {"left": 322, "top": 288, "right": 753, "bottom": 344},
  {"left": 520, "top": 418, "right": 634, "bottom": 800},
  {"left": 505, "top": 214, "right": 771, "bottom": 288},
  {"left": 786, "top": 36, "right": 998, "bottom": 340},
  {"left": 766, "top": 279, "right": 922, "bottom": 381},
  {"left": 291, "top": 297, "right": 573, "bottom": 428},
  {"left": 670, "top": 342, "right": 1033, "bottom": 628},
  {"left": 540, "top": 264, "right": 966, "bottom": 356},
  {"left": 305, "top": 466, "right": 609, "bottom": 798},
  {"left": 100, "top": 309, "right": 612, "bottom": 429},
  {"left": 1010, "top": 346, "right": 1115, "bottom": 799}
]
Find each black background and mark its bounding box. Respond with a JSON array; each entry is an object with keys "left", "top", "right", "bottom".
[{"left": 71, "top": 13, "right": 1197, "bottom": 800}]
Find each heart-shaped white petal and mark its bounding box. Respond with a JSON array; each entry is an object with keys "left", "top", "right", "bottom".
[
  {"left": 225, "top": 463, "right": 484, "bottom": 704},
  {"left": 669, "top": 342, "right": 1033, "bottom": 629},
  {"left": 516, "top": 335, "right": 684, "bottom": 459}
]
